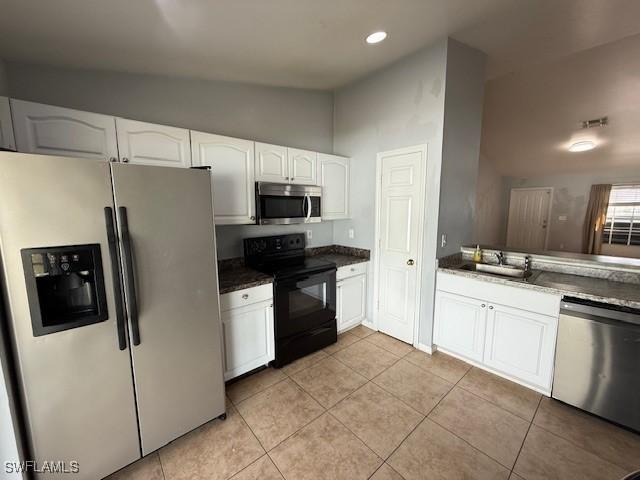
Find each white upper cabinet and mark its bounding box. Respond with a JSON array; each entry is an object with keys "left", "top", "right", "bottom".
[
  {"left": 255, "top": 142, "right": 288, "bottom": 183},
  {"left": 0, "top": 96, "right": 16, "bottom": 150},
  {"left": 116, "top": 118, "right": 191, "bottom": 168},
  {"left": 191, "top": 131, "right": 256, "bottom": 225},
  {"left": 10, "top": 99, "right": 118, "bottom": 160},
  {"left": 288, "top": 147, "right": 317, "bottom": 185},
  {"left": 318, "top": 153, "right": 349, "bottom": 220}
]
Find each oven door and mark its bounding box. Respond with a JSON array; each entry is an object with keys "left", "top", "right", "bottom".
[
  {"left": 256, "top": 182, "right": 321, "bottom": 225},
  {"left": 274, "top": 269, "right": 336, "bottom": 341}
]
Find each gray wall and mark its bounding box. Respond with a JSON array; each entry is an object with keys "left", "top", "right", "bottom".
[
  {"left": 0, "top": 59, "right": 8, "bottom": 96},
  {"left": 438, "top": 40, "right": 486, "bottom": 257},
  {"left": 507, "top": 168, "right": 640, "bottom": 252},
  {"left": 4, "top": 62, "right": 335, "bottom": 258},
  {"left": 475, "top": 153, "right": 510, "bottom": 246},
  {"left": 333, "top": 38, "right": 485, "bottom": 348},
  {"left": 333, "top": 39, "right": 448, "bottom": 347}
]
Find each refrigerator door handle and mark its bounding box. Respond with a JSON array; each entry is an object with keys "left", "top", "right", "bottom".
[
  {"left": 119, "top": 206, "right": 141, "bottom": 346},
  {"left": 104, "top": 207, "right": 127, "bottom": 351}
]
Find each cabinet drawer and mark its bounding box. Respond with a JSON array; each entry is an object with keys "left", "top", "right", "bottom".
[
  {"left": 436, "top": 271, "right": 560, "bottom": 317},
  {"left": 337, "top": 262, "right": 368, "bottom": 281},
  {"left": 220, "top": 283, "right": 273, "bottom": 312}
]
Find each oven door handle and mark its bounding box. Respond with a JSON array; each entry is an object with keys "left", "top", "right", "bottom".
[{"left": 305, "top": 194, "right": 312, "bottom": 223}]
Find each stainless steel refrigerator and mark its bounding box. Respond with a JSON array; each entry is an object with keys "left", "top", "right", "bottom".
[{"left": 0, "top": 153, "right": 226, "bottom": 479}]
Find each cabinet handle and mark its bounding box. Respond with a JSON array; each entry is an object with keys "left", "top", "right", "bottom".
[
  {"left": 122, "top": 157, "right": 129, "bottom": 163},
  {"left": 242, "top": 294, "right": 249, "bottom": 299},
  {"left": 407, "top": 259, "right": 415, "bottom": 266},
  {"left": 350, "top": 268, "right": 355, "bottom": 272},
  {"left": 291, "top": 177, "right": 295, "bottom": 181},
  {"left": 285, "top": 177, "right": 289, "bottom": 180},
  {"left": 250, "top": 216, "right": 256, "bottom": 221},
  {"left": 489, "top": 305, "right": 494, "bottom": 310},
  {"left": 481, "top": 304, "right": 486, "bottom": 308},
  {"left": 109, "top": 157, "right": 117, "bottom": 162}
]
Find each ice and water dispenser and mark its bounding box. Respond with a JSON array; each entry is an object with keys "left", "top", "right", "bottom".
[{"left": 21, "top": 244, "right": 108, "bottom": 336}]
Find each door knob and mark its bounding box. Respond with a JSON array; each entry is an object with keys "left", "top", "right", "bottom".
[{"left": 407, "top": 259, "right": 415, "bottom": 266}]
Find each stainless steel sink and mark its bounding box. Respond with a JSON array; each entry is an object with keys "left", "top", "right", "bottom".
[{"left": 460, "top": 262, "right": 531, "bottom": 279}]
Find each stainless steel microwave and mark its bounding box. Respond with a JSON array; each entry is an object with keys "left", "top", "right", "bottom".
[{"left": 255, "top": 182, "right": 322, "bottom": 225}]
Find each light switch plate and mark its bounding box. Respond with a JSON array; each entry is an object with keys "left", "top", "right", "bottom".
[
  {"left": 306, "top": 230, "right": 312, "bottom": 240},
  {"left": 348, "top": 228, "right": 354, "bottom": 239},
  {"left": 441, "top": 233, "right": 447, "bottom": 248}
]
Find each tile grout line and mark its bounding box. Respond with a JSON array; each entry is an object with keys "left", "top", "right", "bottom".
[
  {"left": 454, "top": 380, "right": 541, "bottom": 423},
  {"left": 382, "top": 360, "right": 472, "bottom": 467},
  {"left": 525, "top": 410, "right": 634, "bottom": 474},
  {"left": 509, "top": 395, "right": 542, "bottom": 477},
  {"left": 157, "top": 452, "right": 167, "bottom": 480}
]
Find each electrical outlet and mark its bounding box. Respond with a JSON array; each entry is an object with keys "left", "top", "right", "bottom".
[
  {"left": 306, "top": 230, "right": 312, "bottom": 240},
  {"left": 348, "top": 228, "right": 355, "bottom": 239},
  {"left": 441, "top": 233, "right": 447, "bottom": 248}
]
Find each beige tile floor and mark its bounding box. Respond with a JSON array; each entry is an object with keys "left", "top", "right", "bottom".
[{"left": 107, "top": 326, "right": 640, "bottom": 480}]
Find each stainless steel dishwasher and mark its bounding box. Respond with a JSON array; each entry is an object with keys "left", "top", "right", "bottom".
[{"left": 553, "top": 297, "right": 640, "bottom": 432}]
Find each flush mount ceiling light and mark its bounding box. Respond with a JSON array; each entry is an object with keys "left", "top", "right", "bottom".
[
  {"left": 366, "top": 31, "right": 387, "bottom": 44},
  {"left": 569, "top": 141, "right": 595, "bottom": 152}
]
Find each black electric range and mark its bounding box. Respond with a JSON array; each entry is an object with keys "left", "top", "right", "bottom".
[{"left": 244, "top": 234, "right": 337, "bottom": 367}]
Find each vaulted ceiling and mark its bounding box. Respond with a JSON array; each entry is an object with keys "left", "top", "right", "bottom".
[{"left": 1, "top": 0, "right": 640, "bottom": 90}]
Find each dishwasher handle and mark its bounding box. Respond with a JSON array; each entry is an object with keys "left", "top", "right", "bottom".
[{"left": 561, "top": 297, "right": 640, "bottom": 326}]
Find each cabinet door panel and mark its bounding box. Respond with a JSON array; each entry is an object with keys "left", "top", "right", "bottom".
[
  {"left": 0, "top": 96, "right": 16, "bottom": 150},
  {"left": 222, "top": 300, "right": 274, "bottom": 380},
  {"left": 484, "top": 304, "right": 557, "bottom": 391},
  {"left": 11, "top": 99, "right": 118, "bottom": 160},
  {"left": 255, "top": 142, "right": 288, "bottom": 182},
  {"left": 318, "top": 153, "right": 349, "bottom": 220},
  {"left": 192, "top": 131, "right": 255, "bottom": 224},
  {"left": 288, "top": 147, "right": 317, "bottom": 185},
  {"left": 337, "top": 274, "right": 366, "bottom": 332},
  {"left": 434, "top": 291, "right": 486, "bottom": 362},
  {"left": 116, "top": 118, "right": 190, "bottom": 168}
]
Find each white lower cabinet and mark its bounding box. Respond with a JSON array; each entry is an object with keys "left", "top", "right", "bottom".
[
  {"left": 336, "top": 262, "right": 368, "bottom": 332},
  {"left": 484, "top": 303, "right": 557, "bottom": 391},
  {"left": 220, "top": 284, "right": 274, "bottom": 381},
  {"left": 434, "top": 271, "right": 560, "bottom": 394},
  {"left": 434, "top": 292, "right": 486, "bottom": 363}
]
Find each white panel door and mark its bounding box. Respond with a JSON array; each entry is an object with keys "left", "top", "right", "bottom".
[
  {"left": 191, "top": 131, "right": 255, "bottom": 224},
  {"left": 0, "top": 96, "right": 16, "bottom": 150},
  {"left": 434, "top": 291, "right": 487, "bottom": 362},
  {"left": 484, "top": 303, "right": 557, "bottom": 391},
  {"left": 116, "top": 118, "right": 191, "bottom": 167},
  {"left": 506, "top": 188, "right": 552, "bottom": 250},
  {"left": 255, "top": 142, "right": 288, "bottom": 182},
  {"left": 375, "top": 146, "right": 426, "bottom": 344},
  {"left": 288, "top": 147, "right": 317, "bottom": 185},
  {"left": 222, "top": 300, "right": 274, "bottom": 380},
  {"left": 318, "top": 153, "right": 349, "bottom": 220},
  {"left": 10, "top": 99, "right": 118, "bottom": 160},
  {"left": 337, "top": 274, "right": 366, "bottom": 332}
]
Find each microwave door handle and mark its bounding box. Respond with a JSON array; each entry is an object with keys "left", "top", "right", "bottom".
[{"left": 305, "top": 194, "right": 312, "bottom": 222}]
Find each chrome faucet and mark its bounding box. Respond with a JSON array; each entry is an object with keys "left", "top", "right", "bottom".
[{"left": 495, "top": 251, "right": 505, "bottom": 265}]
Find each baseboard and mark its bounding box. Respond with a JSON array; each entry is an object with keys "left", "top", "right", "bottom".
[
  {"left": 415, "top": 342, "right": 434, "bottom": 354},
  {"left": 361, "top": 319, "right": 376, "bottom": 331}
]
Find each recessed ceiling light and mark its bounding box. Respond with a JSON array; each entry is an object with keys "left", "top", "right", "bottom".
[
  {"left": 366, "top": 31, "right": 387, "bottom": 44},
  {"left": 569, "top": 141, "right": 595, "bottom": 152}
]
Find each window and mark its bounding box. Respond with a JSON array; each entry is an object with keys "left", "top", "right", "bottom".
[{"left": 603, "top": 185, "right": 640, "bottom": 246}]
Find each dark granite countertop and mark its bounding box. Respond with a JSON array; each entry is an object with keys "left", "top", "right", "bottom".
[
  {"left": 439, "top": 260, "right": 640, "bottom": 310},
  {"left": 218, "top": 245, "right": 370, "bottom": 295},
  {"left": 218, "top": 260, "right": 273, "bottom": 295}
]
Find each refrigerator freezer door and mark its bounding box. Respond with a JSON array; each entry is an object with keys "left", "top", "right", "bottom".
[
  {"left": 111, "top": 163, "right": 225, "bottom": 455},
  {"left": 0, "top": 153, "right": 141, "bottom": 479}
]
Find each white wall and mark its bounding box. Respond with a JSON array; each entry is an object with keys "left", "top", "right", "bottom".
[{"left": 4, "top": 62, "right": 336, "bottom": 258}]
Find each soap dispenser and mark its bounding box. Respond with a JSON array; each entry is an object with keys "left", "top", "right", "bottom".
[{"left": 473, "top": 245, "right": 482, "bottom": 262}]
